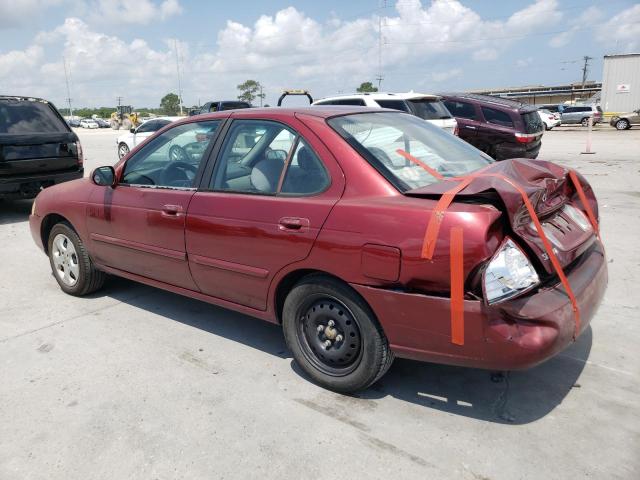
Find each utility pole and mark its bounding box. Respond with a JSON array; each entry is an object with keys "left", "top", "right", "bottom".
[
  {"left": 174, "top": 39, "right": 184, "bottom": 115},
  {"left": 581, "top": 56, "right": 593, "bottom": 88},
  {"left": 260, "top": 84, "right": 263, "bottom": 107},
  {"left": 62, "top": 56, "right": 73, "bottom": 118},
  {"left": 376, "top": 0, "right": 386, "bottom": 91}
]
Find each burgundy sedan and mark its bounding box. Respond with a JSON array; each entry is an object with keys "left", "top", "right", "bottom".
[{"left": 29, "top": 107, "right": 607, "bottom": 392}]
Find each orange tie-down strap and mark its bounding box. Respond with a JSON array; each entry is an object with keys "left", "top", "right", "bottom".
[
  {"left": 394, "top": 149, "right": 586, "bottom": 344},
  {"left": 569, "top": 170, "right": 600, "bottom": 239}
]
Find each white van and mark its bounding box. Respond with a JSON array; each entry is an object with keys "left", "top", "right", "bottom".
[{"left": 312, "top": 92, "right": 458, "bottom": 134}]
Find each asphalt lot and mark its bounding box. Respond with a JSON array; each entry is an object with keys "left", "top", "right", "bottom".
[{"left": 1, "top": 125, "right": 639, "bottom": 479}]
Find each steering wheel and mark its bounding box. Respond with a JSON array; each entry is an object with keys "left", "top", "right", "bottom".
[
  {"left": 169, "top": 145, "right": 189, "bottom": 162},
  {"left": 161, "top": 161, "right": 198, "bottom": 186}
]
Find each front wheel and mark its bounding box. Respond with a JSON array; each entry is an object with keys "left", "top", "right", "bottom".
[
  {"left": 48, "top": 223, "right": 105, "bottom": 296},
  {"left": 118, "top": 142, "right": 130, "bottom": 159},
  {"left": 615, "top": 119, "right": 630, "bottom": 130},
  {"left": 282, "top": 275, "right": 393, "bottom": 393}
]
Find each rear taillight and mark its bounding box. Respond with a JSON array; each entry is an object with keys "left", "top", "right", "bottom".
[
  {"left": 76, "top": 141, "right": 84, "bottom": 166},
  {"left": 514, "top": 132, "right": 537, "bottom": 144}
]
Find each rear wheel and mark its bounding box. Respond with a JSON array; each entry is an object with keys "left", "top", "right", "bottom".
[
  {"left": 581, "top": 117, "right": 590, "bottom": 127},
  {"left": 283, "top": 275, "right": 393, "bottom": 393},
  {"left": 48, "top": 223, "right": 105, "bottom": 296},
  {"left": 615, "top": 119, "right": 630, "bottom": 130}
]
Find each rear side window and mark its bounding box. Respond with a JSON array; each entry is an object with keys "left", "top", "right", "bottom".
[
  {"left": 521, "top": 112, "right": 543, "bottom": 133},
  {"left": 481, "top": 107, "right": 514, "bottom": 128},
  {"left": 407, "top": 99, "right": 452, "bottom": 120},
  {"left": 221, "top": 102, "right": 251, "bottom": 111},
  {"left": 0, "top": 99, "right": 68, "bottom": 134},
  {"left": 375, "top": 100, "right": 410, "bottom": 112},
  {"left": 316, "top": 99, "right": 366, "bottom": 106},
  {"left": 443, "top": 100, "right": 477, "bottom": 119}
]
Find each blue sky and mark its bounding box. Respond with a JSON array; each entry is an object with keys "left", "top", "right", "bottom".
[{"left": 1, "top": 0, "right": 638, "bottom": 108}]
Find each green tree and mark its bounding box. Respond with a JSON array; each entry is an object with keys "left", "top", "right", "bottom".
[
  {"left": 356, "top": 82, "right": 378, "bottom": 93},
  {"left": 237, "top": 80, "right": 265, "bottom": 105},
  {"left": 160, "top": 93, "right": 181, "bottom": 115}
]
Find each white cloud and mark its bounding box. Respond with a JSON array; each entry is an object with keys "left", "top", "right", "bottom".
[
  {"left": 516, "top": 57, "right": 533, "bottom": 68},
  {"left": 87, "top": 0, "right": 183, "bottom": 25},
  {"left": 429, "top": 68, "right": 462, "bottom": 82},
  {"left": 0, "top": 0, "right": 63, "bottom": 28},
  {"left": 549, "top": 6, "right": 602, "bottom": 48},
  {"left": 597, "top": 4, "right": 640, "bottom": 52}
]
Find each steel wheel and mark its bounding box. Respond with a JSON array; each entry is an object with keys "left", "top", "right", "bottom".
[
  {"left": 296, "top": 295, "right": 363, "bottom": 376},
  {"left": 118, "top": 142, "right": 130, "bottom": 159},
  {"left": 51, "top": 233, "right": 80, "bottom": 287},
  {"left": 581, "top": 117, "right": 589, "bottom": 127}
]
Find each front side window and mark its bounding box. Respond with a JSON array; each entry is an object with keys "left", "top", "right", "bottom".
[
  {"left": 121, "top": 120, "right": 221, "bottom": 188},
  {"left": 329, "top": 112, "right": 492, "bottom": 191},
  {"left": 481, "top": 107, "right": 514, "bottom": 127},
  {"left": 211, "top": 120, "right": 329, "bottom": 196},
  {"left": 443, "top": 100, "right": 477, "bottom": 119},
  {"left": 136, "top": 120, "right": 169, "bottom": 133}
]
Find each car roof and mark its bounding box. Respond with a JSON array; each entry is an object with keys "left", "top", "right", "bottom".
[
  {"left": 315, "top": 92, "right": 440, "bottom": 102},
  {"left": 440, "top": 92, "right": 536, "bottom": 111},
  {"left": 177, "top": 106, "right": 401, "bottom": 123},
  {"left": 0, "top": 95, "right": 51, "bottom": 103}
]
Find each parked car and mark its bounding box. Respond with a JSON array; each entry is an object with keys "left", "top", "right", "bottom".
[
  {"left": 538, "top": 104, "right": 566, "bottom": 114},
  {"left": 538, "top": 108, "right": 561, "bottom": 130},
  {"left": 66, "top": 118, "right": 80, "bottom": 128},
  {"left": 0, "top": 96, "right": 83, "bottom": 199},
  {"left": 609, "top": 108, "right": 640, "bottom": 130},
  {"left": 79, "top": 119, "right": 99, "bottom": 129},
  {"left": 440, "top": 93, "right": 544, "bottom": 160},
  {"left": 313, "top": 92, "right": 458, "bottom": 134},
  {"left": 116, "top": 116, "right": 180, "bottom": 158},
  {"left": 29, "top": 107, "right": 606, "bottom": 392},
  {"left": 560, "top": 105, "right": 603, "bottom": 126},
  {"left": 189, "top": 101, "right": 251, "bottom": 116},
  {"left": 94, "top": 118, "right": 110, "bottom": 128}
]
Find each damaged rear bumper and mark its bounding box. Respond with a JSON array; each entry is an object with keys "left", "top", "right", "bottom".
[{"left": 352, "top": 241, "right": 607, "bottom": 370}]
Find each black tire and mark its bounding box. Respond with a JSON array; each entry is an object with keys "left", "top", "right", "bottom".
[
  {"left": 283, "top": 274, "right": 393, "bottom": 393},
  {"left": 581, "top": 117, "right": 590, "bottom": 127},
  {"left": 544, "top": 123, "right": 549, "bottom": 131},
  {"left": 118, "top": 142, "right": 130, "bottom": 159},
  {"left": 47, "top": 223, "right": 105, "bottom": 296},
  {"left": 615, "top": 119, "right": 630, "bottom": 130}
]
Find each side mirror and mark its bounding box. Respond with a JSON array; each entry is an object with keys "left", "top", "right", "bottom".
[
  {"left": 92, "top": 166, "right": 116, "bottom": 187},
  {"left": 130, "top": 128, "right": 136, "bottom": 133}
]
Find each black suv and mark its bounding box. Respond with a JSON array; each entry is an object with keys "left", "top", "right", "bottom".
[
  {"left": 440, "top": 93, "right": 544, "bottom": 160},
  {"left": 1, "top": 96, "right": 83, "bottom": 199},
  {"left": 189, "top": 100, "right": 251, "bottom": 116}
]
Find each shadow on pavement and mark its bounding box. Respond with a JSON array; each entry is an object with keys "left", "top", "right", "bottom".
[
  {"left": 0, "top": 199, "right": 33, "bottom": 225},
  {"left": 98, "top": 276, "right": 590, "bottom": 425}
]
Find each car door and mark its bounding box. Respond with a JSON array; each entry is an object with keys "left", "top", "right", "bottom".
[
  {"left": 478, "top": 106, "right": 516, "bottom": 151},
  {"left": 443, "top": 99, "right": 481, "bottom": 147},
  {"left": 185, "top": 116, "right": 345, "bottom": 310},
  {"left": 86, "top": 119, "right": 224, "bottom": 289},
  {"left": 561, "top": 106, "right": 579, "bottom": 124}
]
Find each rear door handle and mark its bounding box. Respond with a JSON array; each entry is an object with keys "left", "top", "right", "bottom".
[
  {"left": 464, "top": 125, "right": 476, "bottom": 130},
  {"left": 162, "top": 204, "right": 184, "bottom": 216},
  {"left": 278, "top": 217, "right": 310, "bottom": 232}
]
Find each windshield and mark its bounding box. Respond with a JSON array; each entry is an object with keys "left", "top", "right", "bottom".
[
  {"left": 328, "top": 112, "right": 492, "bottom": 191},
  {"left": 407, "top": 99, "right": 452, "bottom": 120},
  {"left": 0, "top": 99, "right": 68, "bottom": 134}
]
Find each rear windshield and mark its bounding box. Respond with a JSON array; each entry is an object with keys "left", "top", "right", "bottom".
[
  {"left": 375, "top": 99, "right": 410, "bottom": 112},
  {"left": 407, "top": 99, "right": 452, "bottom": 120},
  {"left": 328, "top": 112, "right": 492, "bottom": 191},
  {"left": 0, "top": 99, "right": 68, "bottom": 134},
  {"left": 521, "top": 111, "right": 543, "bottom": 133}
]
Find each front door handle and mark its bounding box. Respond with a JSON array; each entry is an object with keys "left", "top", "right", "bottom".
[
  {"left": 278, "top": 217, "right": 310, "bottom": 232},
  {"left": 162, "top": 204, "right": 184, "bottom": 216},
  {"left": 464, "top": 125, "right": 477, "bottom": 130}
]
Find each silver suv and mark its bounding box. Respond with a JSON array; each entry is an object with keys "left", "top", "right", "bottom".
[{"left": 560, "top": 105, "right": 603, "bottom": 126}]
